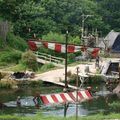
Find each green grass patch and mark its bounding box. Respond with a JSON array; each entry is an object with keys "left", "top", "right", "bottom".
[
  {"left": 108, "top": 101, "right": 120, "bottom": 112},
  {"left": 0, "top": 113, "right": 120, "bottom": 120},
  {"left": 29, "top": 80, "right": 43, "bottom": 87},
  {"left": 0, "top": 49, "right": 22, "bottom": 64},
  {"left": 7, "top": 32, "right": 28, "bottom": 51},
  {"left": 4, "top": 63, "right": 26, "bottom": 72},
  {"left": 37, "top": 63, "right": 56, "bottom": 73},
  {"left": 0, "top": 81, "right": 12, "bottom": 89}
]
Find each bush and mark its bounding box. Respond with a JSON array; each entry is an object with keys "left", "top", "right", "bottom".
[
  {"left": 42, "top": 32, "right": 81, "bottom": 45},
  {"left": 29, "top": 81, "right": 43, "bottom": 87},
  {"left": 21, "top": 50, "right": 38, "bottom": 71},
  {"left": 69, "top": 36, "right": 81, "bottom": 44},
  {"left": 89, "top": 75, "right": 104, "bottom": 83},
  {"left": 0, "top": 36, "right": 5, "bottom": 49},
  {"left": 42, "top": 31, "right": 65, "bottom": 43},
  {"left": 0, "top": 81, "right": 12, "bottom": 89},
  {"left": 7, "top": 32, "right": 28, "bottom": 51},
  {"left": 108, "top": 101, "right": 120, "bottom": 112},
  {"left": 39, "top": 63, "right": 55, "bottom": 72},
  {"left": 0, "top": 50, "right": 22, "bottom": 64},
  {"left": 68, "top": 53, "right": 76, "bottom": 63}
]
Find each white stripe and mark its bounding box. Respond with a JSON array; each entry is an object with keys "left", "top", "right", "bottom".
[
  {"left": 74, "top": 46, "right": 81, "bottom": 52},
  {"left": 35, "top": 41, "right": 42, "bottom": 47},
  {"left": 61, "top": 45, "right": 65, "bottom": 53},
  {"left": 64, "top": 93, "right": 74, "bottom": 102},
  {"left": 72, "top": 92, "right": 81, "bottom": 101},
  {"left": 87, "top": 47, "right": 94, "bottom": 52},
  {"left": 55, "top": 94, "right": 64, "bottom": 103},
  {"left": 46, "top": 95, "right": 55, "bottom": 104},
  {"left": 81, "top": 91, "right": 89, "bottom": 99},
  {"left": 48, "top": 43, "right": 55, "bottom": 50}
]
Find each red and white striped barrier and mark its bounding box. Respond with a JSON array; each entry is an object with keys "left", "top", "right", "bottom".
[
  {"left": 40, "top": 90, "right": 92, "bottom": 105},
  {"left": 28, "top": 40, "right": 100, "bottom": 58}
]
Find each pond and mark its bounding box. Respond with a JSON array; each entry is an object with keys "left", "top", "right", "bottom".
[{"left": 0, "top": 82, "right": 120, "bottom": 117}]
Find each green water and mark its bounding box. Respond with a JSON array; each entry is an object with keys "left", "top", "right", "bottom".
[{"left": 0, "top": 83, "right": 119, "bottom": 117}]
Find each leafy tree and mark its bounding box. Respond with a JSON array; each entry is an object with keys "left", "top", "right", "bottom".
[{"left": 97, "top": 0, "right": 120, "bottom": 33}]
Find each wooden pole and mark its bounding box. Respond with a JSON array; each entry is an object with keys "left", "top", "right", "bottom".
[
  {"left": 65, "top": 31, "right": 68, "bottom": 89},
  {"left": 76, "top": 67, "right": 79, "bottom": 120},
  {"left": 64, "top": 31, "right": 69, "bottom": 118}
]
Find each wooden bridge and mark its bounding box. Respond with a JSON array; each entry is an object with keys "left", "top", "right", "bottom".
[{"left": 35, "top": 52, "right": 65, "bottom": 67}]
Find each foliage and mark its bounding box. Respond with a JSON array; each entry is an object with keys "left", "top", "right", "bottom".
[
  {"left": 97, "top": 0, "right": 120, "bottom": 33},
  {"left": 108, "top": 101, "right": 120, "bottom": 112},
  {"left": 0, "top": 0, "right": 108, "bottom": 38},
  {"left": 39, "top": 63, "right": 55, "bottom": 72},
  {"left": 0, "top": 82, "right": 12, "bottom": 89},
  {"left": 4, "top": 63, "right": 26, "bottom": 72},
  {"left": 21, "top": 50, "right": 38, "bottom": 71},
  {"left": 0, "top": 113, "right": 120, "bottom": 120},
  {"left": 29, "top": 81, "right": 43, "bottom": 87},
  {"left": 89, "top": 75, "right": 104, "bottom": 83},
  {"left": 0, "top": 49, "right": 22, "bottom": 64},
  {"left": 0, "top": 36, "right": 5, "bottom": 49},
  {"left": 6, "top": 33, "right": 27, "bottom": 51},
  {"left": 67, "top": 53, "right": 76, "bottom": 63},
  {"left": 42, "top": 32, "right": 65, "bottom": 43}
]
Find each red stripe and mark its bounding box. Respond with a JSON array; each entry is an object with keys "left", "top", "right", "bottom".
[
  {"left": 85, "top": 90, "right": 92, "bottom": 99},
  {"left": 55, "top": 43, "right": 61, "bottom": 52},
  {"left": 28, "top": 41, "right": 37, "bottom": 51},
  {"left": 91, "top": 48, "right": 99, "bottom": 58},
  {"left": 68, "top": 92, "right": 76, "bottom": 101},
  {"left": 43, "top": 42, "right": 48, "bottom": 48},
  {"left": 78, "top": 91, "right": 84, "bottom": 100},
  {"left": 51, "top": 95, "right": 59, "bottom": 103},
  {"left": 67, "top": 45, "right": 75, "bottom": 53},
  {"left": 60, "top": 93, "right": 68, "bottom": 103},
  {"left": 40, "top": 96, "right": 49, "bottom": 105}
]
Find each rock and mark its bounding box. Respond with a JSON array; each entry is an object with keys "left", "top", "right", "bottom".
[{"left": 113, "top": 83, "right": 120, "bottom": 94}]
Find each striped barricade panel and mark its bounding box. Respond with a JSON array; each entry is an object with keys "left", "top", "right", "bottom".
[
  {"left": 40, "top": 90, "right": 92, "bottom": 105},
  {"left": 28, "top": 40, "right": 100, "bottom": 54}
]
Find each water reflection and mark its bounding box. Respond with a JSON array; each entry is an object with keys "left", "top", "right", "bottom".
[{"left": 0, "top": 83, "right": 120, "bottom": 117}]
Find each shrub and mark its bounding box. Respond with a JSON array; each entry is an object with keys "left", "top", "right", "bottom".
[
  {"left": 0, "top": 50, "right": 22, "bottom": 64},
  {"left": 89, "top": 75, "right": 104, "bottom": 83},
  {"left": 40, "top": 63, "right": 55, "bottom": 72},
  {"left": 29, "top": 81, "right": 43, "bottom": 87},
  {"left": 0, "top": 36, "right": 5, "bottom": 49},
  {"left": 21, "top": 50, "right": 38, "bottom": 71},
  {"left": 0, "top": 81, "right": 12, "bottom": 89},
  {"left": 108, "top": 101, "right": 120, "bottom": 112},
  {"left": 7, "top": 32, "right": 28, "bottom": 51},
  {"left": 42, "top": 31, "right": 65, "bottom": 43}
]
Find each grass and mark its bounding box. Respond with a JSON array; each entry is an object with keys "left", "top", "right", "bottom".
[
  {"left": 0, "top": 48, "right": 22, "bottom": 63},
  {"left": 68, "top": 60, "right": 94, "bottom": 67},
  {"left": 3, "top": 63, "right": 26, "bottom": 72},
  {"left": 0, "top": 81, "right": 12, "bottom": 89},
  {"left": 0, "top": 113, "right": 120, "bottom": 120}
]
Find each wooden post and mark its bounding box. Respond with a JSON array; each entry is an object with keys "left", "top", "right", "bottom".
[
  {"left": 65, "top": 31, "right": 68, "bottom": 89},
  {"left": 76, "top": 67, "right": 79, "bottom": 120}
]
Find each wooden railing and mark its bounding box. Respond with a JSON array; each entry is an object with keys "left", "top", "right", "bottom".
[{"left": 35, "top": 52, "right": 65, "bottom": 65}]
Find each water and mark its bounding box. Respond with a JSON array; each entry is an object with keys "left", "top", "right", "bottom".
[{"left": 0, "top": 83, "right": 120, "bottom": 117}]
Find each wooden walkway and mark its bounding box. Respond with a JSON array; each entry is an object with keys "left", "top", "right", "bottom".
[
  {"left": 35, "top": 52, "right": 65, "bottom": 67},
  {"left": 39, "top": 79, "right": 78, "bottom": 90}
]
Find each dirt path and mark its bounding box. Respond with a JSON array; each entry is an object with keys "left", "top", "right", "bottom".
[
  {"left": 32, "top": 62, "right": 97, "bottom": 83},
  {"left": 32, "top": 58, "right": 120, "bottom": 83}
]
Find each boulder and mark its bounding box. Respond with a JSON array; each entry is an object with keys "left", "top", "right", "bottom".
[{"left": 113, "top": 83, "right": 120, "bottom": 94}]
